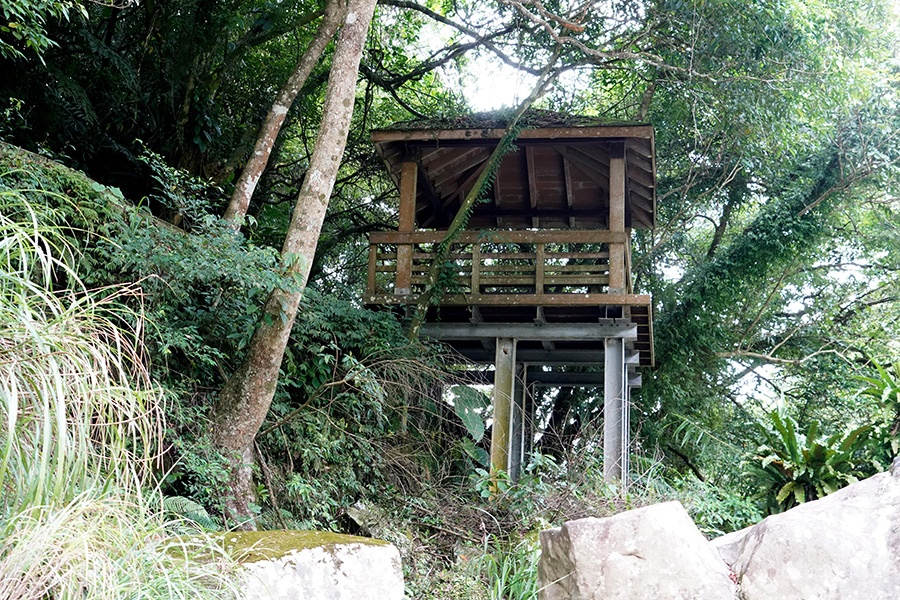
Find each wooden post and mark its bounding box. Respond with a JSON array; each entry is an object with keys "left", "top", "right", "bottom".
[
  {"left": 367, "top": 243, "right": 378, "bottom": 296},
  {"left": 608, "top": 142, "right": 626, "bottom": 294},
  {"left": 604, "top": 336, "right": 626, "bottom": 481},
  {"left": 471, "top": 242, "right": 482, "bottom": 296},
  {"left": 491, "top": 337, "right": 516, "bottom": 474},
  {"left": 535, "top": 243, "right": 545, "bottom": 296},
  {"left": 396, "top": 160, "right": 417, "bottom": 295}
]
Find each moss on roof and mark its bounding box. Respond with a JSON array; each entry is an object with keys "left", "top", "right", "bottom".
[{"left": 382, "top": 109, "right": 644, "bottom": 132}]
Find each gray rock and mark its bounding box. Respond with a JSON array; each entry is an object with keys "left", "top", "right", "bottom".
[
  {"left": 710, "top": 527, "right": 751, "bottom": 568},
  {"left": 731, "top": 472, "right": 900, "bottom": 600},
  {"left": 225, "top": 530, "right": 403, "bottom": 600},
  {"left": 537, "top": 501, "right": 737, "bottom": 600}
]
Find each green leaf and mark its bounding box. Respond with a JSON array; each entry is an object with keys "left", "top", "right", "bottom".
[
  {"left": 452, "top": 385, "right": 489, "bottom": 443},
  {"left": 775, "top": 481, "right": 796, "bottom": 504}
]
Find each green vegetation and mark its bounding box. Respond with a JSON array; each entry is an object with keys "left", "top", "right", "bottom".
[
  {"left": 0, "top": 185, "right": 237, "bottom": 597},
  {"left": 1, "top": 0, "right": 899, "bottom": 596}
]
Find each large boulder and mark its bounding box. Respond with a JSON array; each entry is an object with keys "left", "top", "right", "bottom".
[
  {"left": 538, "top": 501, "right": 737, "bottom": 600},
  {"left": 225, "top": 531, "right": 404, "bottom": 600},
  {"left": 715, "top": 472, "right": 900, "bottom": 600}
]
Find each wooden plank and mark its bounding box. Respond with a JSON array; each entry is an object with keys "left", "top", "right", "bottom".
[
  {"left": 417, "top": 165, "right": 446, "bottom": 224},
  {"left": 544, "top": 264, "right": 609, "bottom": 273},
  {"left": 370, "top": 230, "right": 629, "bottom": 245},
  {"left": 547, "top": 252, "right": 609, "bottom": 259},
  {"left": 625, "top": 147, "right": 653, "bottom": 172},
  {"left": 403, "top": 263, "right": 606, "bottom": 275},
  {"left": 372, "top": 125, "right": 655, "bottom": 143},
  {"left": 423, "top": 146, "right": 486, "bottom": 177},
  {"left": 411, "top": 275, "right": 610, "bottom": 286},
  {"left": 445, "top": 161, "right": 490, "bottom": 205},
  {"left": 431, "top": 148, "right": 492, "bottom": 191},
  {"left": 561, "top": 149, "right": 609, "bottom": 187},
  {"left": 365, "top": 292, "right": 652, "bottom": 306}
]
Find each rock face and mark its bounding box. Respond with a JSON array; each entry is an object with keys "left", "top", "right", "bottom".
[
  {"left": 226, "top": 531, "right": 404, "bottom": 600},
  {"left": 538, "top": 501, "right": 737, "bottom": 600},
  {"left": 715, "top": 472, "right": 900, "bottom": 600}
]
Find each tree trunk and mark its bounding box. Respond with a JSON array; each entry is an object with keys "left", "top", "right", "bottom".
[
  {"left": 222, "top": 0, "right": 348, "bottom": 228},
  {"left": 211, "top": 0, "right": 377, "bottom": 528}
]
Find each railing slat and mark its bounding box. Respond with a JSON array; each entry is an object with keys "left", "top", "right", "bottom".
[
  {"left": 471, "top": 243, "right": 481, "bottom": 295},
  {"left": 367, "top": 228, "right": 630, "bottom": 300},
  {"left": 535, "top": 243, "right": 545, "bottom": 295}
]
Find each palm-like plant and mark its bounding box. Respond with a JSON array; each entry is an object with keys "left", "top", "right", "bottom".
[
  {"left": 857, "top": 361, "right": 900, "bottom": 435},
  {"left": 744, "top": 409, "right": 873, "bottom": 514}
]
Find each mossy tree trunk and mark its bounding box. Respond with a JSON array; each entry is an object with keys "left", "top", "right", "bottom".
[{"left": 211, "top": 0, "right": 377, "bottom": 528}]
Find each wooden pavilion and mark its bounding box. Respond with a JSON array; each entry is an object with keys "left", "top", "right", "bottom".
[{"left": 365, "top": 112, "right": 656, "bottom": 481}]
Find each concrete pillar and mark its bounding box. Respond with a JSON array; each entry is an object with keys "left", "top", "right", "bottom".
[
  {"left": 604, "top": 337, "right": 627, "bottom": 480},
  {"left": 523, "top": 380, "right": 536, "bottom": 466},
  {"left": 491, "top": 337, "right": 516, "bottom": 473},
  {"left": 509, "top": 364, "right": 526, "bottom": 481}
]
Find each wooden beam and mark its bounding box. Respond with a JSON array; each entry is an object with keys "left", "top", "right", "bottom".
[
  {"left": 431, "top": 148, "right": 492, "bottom": 192},
  {"left": 372, "top": 125, "right": 655, "bottom": 143},
  {"left": 365, "top": 292, "right": 652, "bottom": 307},
  {"left": 423, "top": 146, "right": 484, "bottom": 177},
  {"left": 558, "top": 147, "right": 610, "bottom": 187},
  {"left": 418, "top": 165, "right": 447, "bottom": 224},
  {"left": 370, "top": 229, "right": 629, "bottom": 245}
]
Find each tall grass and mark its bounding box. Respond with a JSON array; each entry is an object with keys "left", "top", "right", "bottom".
[{"left": 0, "top": 187, "right": 237, "bottom": 599}]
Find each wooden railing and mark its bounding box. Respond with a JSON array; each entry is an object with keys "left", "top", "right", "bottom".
[{"left": 366, "top": 229, "right": 633, "bottom": 304}]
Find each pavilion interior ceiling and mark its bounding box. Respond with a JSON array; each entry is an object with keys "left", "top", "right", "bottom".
[{"left": 373, "top": 126, "right": 656, "bottom": 230}]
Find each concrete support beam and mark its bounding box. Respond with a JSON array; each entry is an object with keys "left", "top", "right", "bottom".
[
  {"left": 491, "top": 337, "right": 516, "bottom": 473},
  {"left": 421, "top": 322, "right": 637, "bottom": 342},
  {"left": 448, "top": 348, "right": 629, "bottom": 366},
  {"left": 604, "top": 336, "right": 627, "bottom": 481}
]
